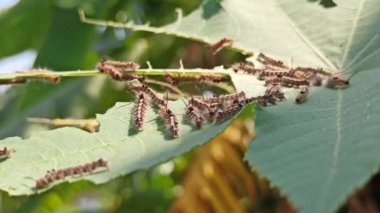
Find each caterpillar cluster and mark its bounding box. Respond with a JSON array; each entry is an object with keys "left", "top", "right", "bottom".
[
  {"left": 128, "top": 82, "right": 179, "bottom": 138},
  {"left": 164, "top": 72, "right": 229, "bottom": 85},
  {"left": 184, "top": 89, "right": 286, "bottom": 128},
  {"left": 35, "top": 158, "right": 108, "bottom": 189},
  {"left": 0, "top": 147, "right": 13, "bottom": 158},
  {"left": 128, "top": 83, "right": 259, "bottom": 136},
  {"left": 127, "top": 84, "right": 285, "bottom": 135},
  {"left": 231, "top": 52, "right": 350, "bottom": 104},
  {"left": 97, "top": 59, "right": 144, "bottom": 82}
]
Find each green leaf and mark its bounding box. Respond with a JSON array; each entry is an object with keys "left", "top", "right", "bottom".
[
  {"left": 245, "top": 1, "right": 380, "bottom": 212},
  {"left": 82, "top": 0, "right": 380, "bottom": 212},
  {"left": 0, "top": 100, "right": 241, "bottom": 195}
]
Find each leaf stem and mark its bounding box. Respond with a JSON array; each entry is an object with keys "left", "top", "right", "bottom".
[{"left": 0, "top": 68, "right": 230, "bottom": 82}]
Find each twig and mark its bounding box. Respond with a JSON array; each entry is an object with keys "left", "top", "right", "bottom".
[
  {"left": 0, "top": 68, "right": 230, "bottom": 84},
  {"left": 27, "top": 117, "right": 100, "bottom": 133}
]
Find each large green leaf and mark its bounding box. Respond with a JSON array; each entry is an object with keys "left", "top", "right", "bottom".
[
  {"left": 82, "top": 0, "right": 380, "bottom": 212},
  {"left": 0, "top": 100, "right": 237, "bottom": 195},
  {"left": 245, "top": 1, "right": 380, "bottom": 212}
]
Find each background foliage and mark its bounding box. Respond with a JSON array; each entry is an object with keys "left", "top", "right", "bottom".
[{"left": 0, "top": 0, "right": 207, "bottom": 211}]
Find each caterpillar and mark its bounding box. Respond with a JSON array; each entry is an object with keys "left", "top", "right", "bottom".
[
  {"left": 0, "top": 147, "right": 13, "bottom": 158},
  {"left": 257, "top": 53, "right": 287, "bottom": 68},
  {"left": 264, "top": 75, "right": 283, "bottom": 86},
  {"left": 34, "top": 158, "right": 108, "bottom": 189},
  {"left": 325, "top": 75, "right": 349, "bottom": 89},
  {"left": 230, "top": 61, "right": 257, "bottom": 74},
  {"left": 265, "top": 85, "right": 286, "bottom": 101},
  {"left": 98, "top": 59, "right": 140, "bottom": 70},
  {"left": 204, "top": 92, "right": 246, "bottom": 106},
  {"left": 215, "top": 103, "right": 244, "bottom": 123},
  {"left": 97, "top": 60, "right": 144, "bottom": 81},
  {"left": 185, "top": 104, "right": 204, "bottom": 129},
  {"left": 164, "top": 72, "right": 229, "bottom": 85},
  {"left": 188, "top": 98, "right": 217, "bottom": 119},
  {"left": 133, "top": 93, "right": 148, "bottom": 131},
  {"left": 295, "top": 87, "right": 309, "bottom": 104},
  {"left": 245, "top": 95, "right": 276, "bottom": 107},
  {"left": 128, "top": 83, "right": 166, "bottom": 107},
  {"left": 257, "top": 67, "right": 295, "bottom": 79},
  {"left": 294, "top": 67, "right": 330, "bottom": 77},
  {"left": 281, "top": 76, "right": 310, "bottom": 87},
  {"left": 159, "top": 106, "right": 179, "bottom": 138}
]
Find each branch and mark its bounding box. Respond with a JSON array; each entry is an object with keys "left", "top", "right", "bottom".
[
  {"left": 27, "top": 117, "right": 99, "bottom": 133},
  {"left": 0, "top": 68, "right": 230, "bottom": 84}
]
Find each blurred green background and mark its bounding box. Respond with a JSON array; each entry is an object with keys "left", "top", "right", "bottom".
[{"left": 0, "top": 0, "right": 244, "bottom": 212}]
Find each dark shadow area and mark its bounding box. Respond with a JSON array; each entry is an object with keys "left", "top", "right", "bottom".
[
  {"left": 154, "top": 116, "right": 174, "bottom": 141},
  {"left": 308, "top": 0, "right": 337, "bottom": 8},
  {"left": 202, "top": 0, "right": 222, "bottom": 19},
  {"left": 319, "top": 0, "right": 337, "bottom": 8},
  {"left": 127, "top": 118, "right": 139, "bottom": 136},
  {"left": 0, "top": 157, "right": 9, "bottom": 163}
]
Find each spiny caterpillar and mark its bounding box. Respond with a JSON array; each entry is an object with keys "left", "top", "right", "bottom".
[
  {"left": 281, "top": 76, "right": 310, "bottom": 87},
  {"left": 35, "top": 158, "right": 108, "bottom": 189},
  {"left": 326, "top": 74, "right": 350, "bottom": 89},
  {"left": 265, "top": 84, "right": 286, "bottom": 101},
  {"left": 215, "top": 102, "right": 245, "bottom": 123},
  {"left": 257, "top": 53, "right": 288, "bottom": 68},
  {"left": 128, "top": 82, "right": 166, "bottom": 107},
  {"left": 295, "top": 87, "right": 309, "bottom": 104},
  {"left": 133, "top": 93, "right": 148, "bottom": 131},
  {"left": 257, "top": 67, "right": 295, "bottom": 79},
  {"left": 164, "top": 72, "right": 229, "bottom": 85},
  {"left": 188, "top": 97, "right": 217, "bottom": 119},
  {"left": 231, "top": 53, "right": 349, "bottom": 106},
  {"left": 231, "top": 61, "right": 258, "bottom": 74},
  {"left": 0, "top": 147, "right": 13, "bottom": 158},
  {"left": 204, "top": 92, "right": 247, "bottom": 106},
  {"left": 97, "top": 59, "right": 144, "bottom": 81},
  {"left": 159, "top": 106, "right": 179, "bottom": 138},
  {"left": 99, "top": 59, "right": 140, "bottom": 70},
  {"left": 185, "top": 104, "right": 204, "bottom": 129}
]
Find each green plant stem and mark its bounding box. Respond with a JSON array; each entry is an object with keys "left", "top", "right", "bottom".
[{"left": 0, "top": 68, "right": 230, "bottom": 81}]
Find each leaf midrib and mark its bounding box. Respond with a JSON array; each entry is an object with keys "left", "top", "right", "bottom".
[{"left": 340, "top": 0, "right": 367, "bottom": 69}]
